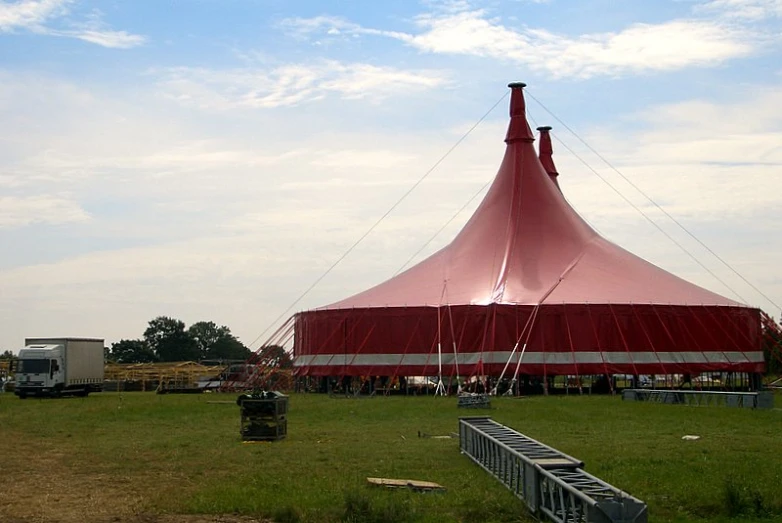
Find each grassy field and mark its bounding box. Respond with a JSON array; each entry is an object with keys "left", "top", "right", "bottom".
[{"left": 0, "top": 391, "right": 780, "bottom": 523}]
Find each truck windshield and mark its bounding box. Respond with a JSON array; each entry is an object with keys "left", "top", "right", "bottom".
[{"left": 17, "top": 359, "right": 50, "bottom": 374}]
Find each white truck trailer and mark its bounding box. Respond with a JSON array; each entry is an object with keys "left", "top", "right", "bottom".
[{"left": 14, "top": 337, "right": 105, "bottom": 399}]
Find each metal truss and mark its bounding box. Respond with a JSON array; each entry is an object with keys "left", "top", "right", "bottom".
[
  {"left": 622, "top": 389, "right": 774, "bottom": 409},
  {"left": 459, "top": 416, "right": 647, "bottom": 523}
]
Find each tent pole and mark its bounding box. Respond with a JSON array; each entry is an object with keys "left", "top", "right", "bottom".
[
  {"left": 446, "top": 302, "right": 462, "bottom": 394},
  {"left": 435, "top": 305, "right": 446, "bottom": 396}
]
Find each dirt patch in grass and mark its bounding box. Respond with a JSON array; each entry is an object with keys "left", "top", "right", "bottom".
[{"left": 0, "top": 431, "right": 268, "bottom": 523}]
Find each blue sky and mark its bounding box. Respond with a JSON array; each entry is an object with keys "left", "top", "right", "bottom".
[{"left": 1, "top": 0, "right": 781, "bottom": 352}]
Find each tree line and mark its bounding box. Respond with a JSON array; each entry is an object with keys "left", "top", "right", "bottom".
[{"left": 108, "top": 316, "right": 254, "bottom": 364}]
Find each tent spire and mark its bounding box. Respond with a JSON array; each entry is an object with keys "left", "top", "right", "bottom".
[
  {"left": 537, "top": 125, "right": 560, "bottom": 190},
  {"left": 505, "top": 82, "right": 535, "bottom": 144}
]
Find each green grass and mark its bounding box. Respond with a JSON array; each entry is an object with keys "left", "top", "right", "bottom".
[{"left": 1, "top": 391, "right": 780, "bottom": 523}]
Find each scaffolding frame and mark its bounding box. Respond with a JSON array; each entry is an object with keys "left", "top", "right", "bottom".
[{"left": 104, "top": 361, "right": 223, "bottom": 391}]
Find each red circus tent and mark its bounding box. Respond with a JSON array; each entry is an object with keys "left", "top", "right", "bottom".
[{"left": 292, "top": 82, "right": 763, "bottom": 380}]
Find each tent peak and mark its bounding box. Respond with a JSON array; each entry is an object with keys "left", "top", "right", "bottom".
[
  {"left": 537, "top": 125, "right": 560, "bottom": 187},
  {"left": 505, "top": 82, "right": 534, "bottom": 144}
]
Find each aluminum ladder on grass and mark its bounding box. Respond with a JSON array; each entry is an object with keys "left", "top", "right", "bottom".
[
  {"left": 621, "top": 389, "right": 774, "bottom": 409},
  {"left": 459, "top": 416, "right": 647, "bottom": 523}
]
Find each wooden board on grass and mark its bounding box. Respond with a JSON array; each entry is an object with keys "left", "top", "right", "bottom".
[{"left": 367, "top": 477, "right": 445, "bottom": 492}]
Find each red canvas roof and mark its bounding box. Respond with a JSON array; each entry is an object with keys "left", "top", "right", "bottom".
[{"left": 322, "top": 83, "right": 744, "bottom": 310}]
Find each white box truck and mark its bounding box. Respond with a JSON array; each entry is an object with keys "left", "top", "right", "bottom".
[{"left": 14, "top": 337, "right": 104, "bottom": 399}]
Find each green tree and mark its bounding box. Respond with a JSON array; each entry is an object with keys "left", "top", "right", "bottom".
[
  {"left": 188, "top": 321, "right": 227, "bottom": 357},
  {"left": 761, "top": 312, "right": 782, "bottom": 375},
  {"left": 208, "top": 335, "right": 251, "bottom": 360},
  {"left": 144, "top": 316, "right": 199, "bottom": 362},
  {"left": 186, "top": 321, "right": 234, "bottom": 358},
  {"left": 1, "top": 350, "right": 14, "bottom": 359},
  {"left": 260, "top": 345, "right": 293, "bottom": 369},
  {"left": 188, "top": 321, "right": 251, "bottom": 360},
  {"left": 110, "top": 339, "right": 157, "bottom": 364}
]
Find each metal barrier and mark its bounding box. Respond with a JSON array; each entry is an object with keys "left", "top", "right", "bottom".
[
  {"left": 459, "top": 417, "right": 647, "bottom": 523},
  {"left": 621, "top": 389, "right": 774, "bottom": 409},
  {"left": 457, "top": 393, "right": 491, "bottom": 409}
]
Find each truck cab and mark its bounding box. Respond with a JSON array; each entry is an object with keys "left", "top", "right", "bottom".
[{"left": 15, "top": 345, "right": 65, "bottom": 398}]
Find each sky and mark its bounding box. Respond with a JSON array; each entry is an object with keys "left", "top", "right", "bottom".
[{"left": 1, "top": 0, "right": 781, "bottom": 353}]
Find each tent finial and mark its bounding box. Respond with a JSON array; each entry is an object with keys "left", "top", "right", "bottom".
[
  {"left": 505, "top": 82, "right": 534, "bottom": 144},
  {"left": 537, "top": 125, "right": 560, "bottom": 189}
]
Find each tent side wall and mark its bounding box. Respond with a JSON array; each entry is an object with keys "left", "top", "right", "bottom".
[{"left": 293, "top": 305, "right": 763, "bottom": 377}]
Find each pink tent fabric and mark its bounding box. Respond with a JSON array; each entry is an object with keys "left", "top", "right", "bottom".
[
  {"left": 293, "top": 83, "right": 762, "bottom": 378},
  {"left": 537, "top": 126, "right": 560, "bottom": 190}
]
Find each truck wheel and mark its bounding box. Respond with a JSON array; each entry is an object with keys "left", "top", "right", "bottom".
[{"left": 18, "top": 393, "right": 27, "bottom": 400}]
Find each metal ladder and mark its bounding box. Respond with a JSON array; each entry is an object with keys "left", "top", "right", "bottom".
[{"left": 459, "top": 416, "right": 647, "bottom": 523}]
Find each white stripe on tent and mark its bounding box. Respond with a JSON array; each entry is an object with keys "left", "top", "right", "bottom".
[{"left": 294, "top": 351, "right": 763, "bottom": 367}]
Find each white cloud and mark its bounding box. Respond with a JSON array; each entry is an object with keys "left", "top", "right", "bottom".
[
  {"left": 698, "top": 0, "right": 782, "bottom": 19},
  {"left": 282, "top": 6, "right": 761, "bottom": 78},
  {"left": 155, "top": 60, "right": 448, "bottom": 110},
  {"left": 422, "top": 0, "right": 474, "bottom": 12},
  {"left": 0, "top": 195, "right": 91, "bottom": 228},
  {"left": 309, "top": 149, "right": 419, "bottom": 169},
  {"left": 547, "top": 102, "right": 782, "bottom": 215},
  {"left": 0, "top": 0, "right": 145, "bottom": 48},
  {"left": 418, "top": 12, "right": 754, "bottom": 77},
  {"left": 634, "top": 88, "right": 782, "bottom": 134},
  {"left": 0, "top": 0, "right": 69, "bottom": 31},
  {"left": 62, "top": 28, "right": 145, "bottom": 48},
  {"left": 278, "top": 15, "right": 359, "bottom": 39}
]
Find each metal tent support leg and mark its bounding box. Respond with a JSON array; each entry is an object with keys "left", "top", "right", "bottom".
[{"left": 435, "top": 379, "right": 447, "bottom": 396}]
